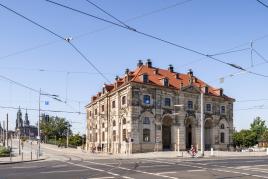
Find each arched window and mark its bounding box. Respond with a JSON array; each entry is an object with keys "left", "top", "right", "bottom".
[
  {"left": 113, "top": 120, "right": 116, "bottom": 126},
  {"left": 143, "top": 117, "right": 150, "bottom": 124},
  {"left": 220, "top": 124, "right": 225, "bottom": 129},
  {"left": 122, "top": 118, "right": 126, "bottom": 125},
  {"left": 143, "top": 129, "right": 150, "bottom": 142}
]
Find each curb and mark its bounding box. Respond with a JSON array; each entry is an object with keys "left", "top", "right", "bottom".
[{"left": 0, "top": 157, "right": 47, "bottom": 165}]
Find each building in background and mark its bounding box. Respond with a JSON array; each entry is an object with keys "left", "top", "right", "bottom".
[
  {"left": 86, "top": 60, "right": 235, "bottom": 153},
  {"left": 15, "top": 108, "right": 38, "bottom": 139}
]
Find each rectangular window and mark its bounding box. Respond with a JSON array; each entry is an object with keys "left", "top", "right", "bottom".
[
  {"left": 164, "top": 98, "right": 171, "bottom": 106},
  {"left": 122, "top": 96, "right": 126, "bottom": 105},
  {"left": 122, "top": 129, "right": 127, "bottom": 141},
  {"left": 188, "top": 101, "right": 193, "bottom": 110},
  {"left": 221, "top": 106, "right": 226, "bottom": 114},
  {"left": 113, "top": 130, "right": 116, "bottom": 141},
  {"left": 206, "top": 104, "right": 212, "bottom": 112},
  {"left": 143, "top": 129, "right": 150, "bottom": 142},
  {"left": 112, "top": 101, "right": 116, "bottom": 108},
  {"left": 94, "top": 109, "right": 97, "bottom": 115},
  {"left": 101, "top": 105, "right": 104, "bottom": 112},
  {"left": 143, "top": 95, "right": 150, "bottom": 104},
  {"left": 102, "top": 132, "right": 105, "bottom": 141},
  {"left": 220, "top": 132, "right": 225, "bottom": 143},
  {"left": 143, "top": 117, "right": 150, "bottom": 124},
  {"left": 102, "top": 123, "right": 105, "bottom": 128}
]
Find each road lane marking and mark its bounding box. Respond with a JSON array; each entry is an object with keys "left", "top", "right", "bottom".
[
  {"left": 12, "top": 166, "right": 38, "bottom": 169},
  {"left": 51, "top": 164, "right": 67, "bottom": 168},
  {"left": 40, "top": 169, "right": 88, "bottom": 174},
  {"left": 139, "top": 164, "right": 170, "bottom": 168},
  {"left": 187, "top": 169, "right": 207, "bottom": 172},
  {"left": 83, "top": 160, "right": 179, "bottom": 179},
  {"left": 88, "top": 177, "right": 114, "bottom": 179},
  {"left": 156, "top": 172, "right": 176, "bottom": 174},
  {"left": 144, "top": 158, "right": 267, "bottom": 179}
]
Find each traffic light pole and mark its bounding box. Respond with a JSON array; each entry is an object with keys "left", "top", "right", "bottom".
[{"left": 38, "top": 89, "right": 41, "bottom": 158}]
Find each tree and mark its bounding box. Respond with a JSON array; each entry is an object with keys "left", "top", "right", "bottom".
[
  {"left": 232, "top": 130, "right": 257, "bottom": 148},
  {"left": 69, "top": 134, "right": 82, "bottom": 147},
  {"left": 250, "top": 117, "right": 267, "bottom": 142},
  {"left": 40, "top": 115, "right": 72, "bottom": 142}
]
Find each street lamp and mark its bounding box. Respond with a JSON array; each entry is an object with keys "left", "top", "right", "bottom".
[
  {"left": 173, "top": 104, "right": 184, "bottom": 154},
  {"left": 38, "top": 89, "right": 61, "bottom": 157}
]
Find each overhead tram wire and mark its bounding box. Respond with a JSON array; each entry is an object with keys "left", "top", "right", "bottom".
[
  {"left": 44, "top": 0, "right": 268, "bottom": 78},
  {"left": 0, "top": 0, "right": 193, "bottom": 62},
  {"left": 0, "top": 3, "right": 110, "bottom": 84},
  {"left": 256, "top": 0, "right": 268, "bottom": 8},
  {"left": 0, "top": 105, "right": 86, "bottom": 115}
]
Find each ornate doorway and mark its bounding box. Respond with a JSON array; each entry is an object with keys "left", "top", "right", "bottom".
[
  {"left": 162, "top": 116, "right": 172, "bottom": 150},
  {"left": 185, "top": 118, "right": 193, "bottom": 149}
]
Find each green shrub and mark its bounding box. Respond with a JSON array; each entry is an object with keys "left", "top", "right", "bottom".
[{"left": 0, "top": 146, "right": 10, "bottom": 157}]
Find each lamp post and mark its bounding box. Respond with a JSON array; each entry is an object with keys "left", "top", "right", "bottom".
[
  {"left": 38, "top": 89, "right": 61, "bottom": 157},
  {"left": 173, "top": 104, "right": 184, "bottom": 154},
  {"left": 200, "top": 89, "right": 204, "bottom": 157}
]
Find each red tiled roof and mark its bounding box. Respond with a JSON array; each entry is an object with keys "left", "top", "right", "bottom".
[{"left": 90, "top": 64, "right": 233, "bottom": 103}]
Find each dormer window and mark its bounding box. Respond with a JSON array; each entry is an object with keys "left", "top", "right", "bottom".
[
  {"left": 163, "top": 78, "right": 169, "bottom": 87},
  {"left": 143, "top": 73, "right": 149, "bottom": 83}
]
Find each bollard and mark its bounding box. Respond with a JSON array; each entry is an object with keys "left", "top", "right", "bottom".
[{"left": 211, "top": 148, "right": 214, "bottom": 156}]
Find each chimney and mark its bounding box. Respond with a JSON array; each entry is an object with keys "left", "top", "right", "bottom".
[
  {"left": 146, "top": 59, "right": 152, "bottom": 68},
  {"left": 168, "top": 64, "right": 174, "bottom": 72},
  {"left": 188, "top": 69, "right": 193, "bottom": 77},
  {"left": 137, "top": 60, "right": 143, "bottom": 67},
  {"left": 219, "top": 88, "right": 223, "bottom": 96},
  {"left": 125, "top": 68, "right": 129, "bottom": 75},
  {"left": 115, "top": 75, "right": 119, "bottom": 81}
]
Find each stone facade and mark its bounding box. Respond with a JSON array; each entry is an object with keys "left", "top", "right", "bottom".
[{"left": 86, "top": 60, "right": 235, "bottom": 153}]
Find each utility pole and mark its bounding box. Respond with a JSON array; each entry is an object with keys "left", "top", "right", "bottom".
[
  {"left": 6, "top": 114, "right": 8, "bottom": 147},
  {"left": 200, "top": 90, "right": 204, "bottom": 157},
  {"left": 38, "top": 88, "right": 41, "bottom": 158},
  {"left": 66, "top": 124, "right": 69, "bottom": 148},
  {"left": 3, "top": 121, "right": 5, "bottom": 147}
]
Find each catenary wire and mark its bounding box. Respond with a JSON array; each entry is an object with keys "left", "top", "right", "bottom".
[
  {"left": 256, "top": 0, "right": 268, "bottom": 8},
  {"left": 44, "top": 0, "right": 268, "bottom": 78},
  {"left": 0, "top": 3, "right": 110, "bottom": 83},
  {"left": 0, "top": 0, "right": 193, "bottom": 61}
]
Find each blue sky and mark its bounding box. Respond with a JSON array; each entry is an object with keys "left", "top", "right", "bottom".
[{"left": 0, "top": 0, "right": 268, "bottom": 133}]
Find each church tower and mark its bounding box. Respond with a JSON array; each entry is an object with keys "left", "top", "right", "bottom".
[
  {"left": 24, "top": 109, "right": 30, "bottom": 127},
  {"left": 16, "top": 107, "right": 23, "bottom": 129}
]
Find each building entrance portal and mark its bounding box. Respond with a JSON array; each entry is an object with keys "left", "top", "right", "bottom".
[
  {"left": 185, "top": 118, "right": 193, "bottom": 149},
  {"left": 162, "top": 116, "right": 172, "bottom": 150}
]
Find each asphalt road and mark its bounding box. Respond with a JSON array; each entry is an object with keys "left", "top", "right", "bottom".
[{"left": 1, "top": 156, "right": 268, "bottom": 179}]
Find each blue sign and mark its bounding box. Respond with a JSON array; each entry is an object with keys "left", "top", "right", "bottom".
[{"left": 45, "top": 101, "right": 49, "bottom": 105}]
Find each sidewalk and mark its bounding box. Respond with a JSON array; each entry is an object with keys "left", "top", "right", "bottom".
[{"left": 39, "top": 142, "right": 268, "bottom": 160}]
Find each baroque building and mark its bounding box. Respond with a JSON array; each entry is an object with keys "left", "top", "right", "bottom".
[
  {"left": 86, "top": 60, "right": 235, "bottom": 153},
  {"left": 15, "top": 108, "right": 38, "bottom": 138}
]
